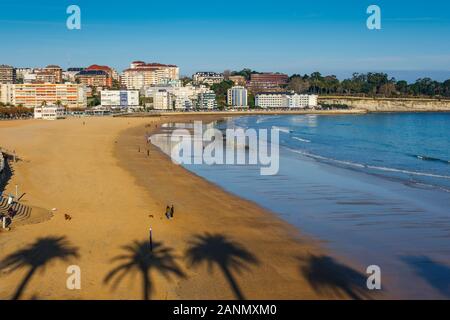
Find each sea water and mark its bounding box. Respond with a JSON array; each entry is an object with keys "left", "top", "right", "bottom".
[{"left": 152, "top": 113, "right": 450, "bottom": 299}]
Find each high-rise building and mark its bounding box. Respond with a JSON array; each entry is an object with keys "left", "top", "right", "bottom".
[
  {"left": 0, "top": 65, "right": 16, "bottom": 84},
  {"left": 121, "top": 61, "right": 180, "bottom": 90},
  {"left": 12, "top": 83, "right": 87, "bottom": 109},
  {"left": 227, "top": 86, "right": 248, "bottom": 108}
]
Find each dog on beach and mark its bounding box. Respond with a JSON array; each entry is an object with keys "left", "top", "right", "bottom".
[{"left": 64, "top": 214, "right": 72, "bottom": 221}]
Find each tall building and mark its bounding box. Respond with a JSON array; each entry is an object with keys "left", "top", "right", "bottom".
[
  {"left": 152, "top": 90, "right": 173, "bottom": 110},
  {"left": 255, "top": 92, "right": 318, "bottom": 109},
  {"left": 197, "top": 91, "right": 217, "bottom": 109},
  {"left": 249, "top": 73, "right": 289, "bottom": 90},
  {"left": 0, "top": 65, "right": 16, "bottom": 84},
  {"left": 121, "top": 61, "right": 180, "bottom": 90},
  {"left": 227, "top": 86, "right": 248, "bottom": 108},
  {"left": 75, "top": 70, "right": 112, "bottom": 88},
  {"left": 12, "top": 83, "right": 87, "bottom": 109},
  {"left": 44, "top": 65, "right": 63, "bottom": 83},
  {"left": 192, "top": 72, "right": 224, "bottom": 86},
  {"left": 100, "top": 90, "right": 139, "bottom": 109}
]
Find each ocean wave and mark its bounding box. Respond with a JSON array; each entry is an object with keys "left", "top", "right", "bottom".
[
  {"left": 287, "top": 148, "right": 450, "bottom": 180},
  {"left": 414, "top": 155, "right": 450, "bottom": 164},
  {"left": 292, "top": 137, "right": 311, "bottom": 143},
  {"left": 272, "top": 126, "right": 292, "bottom": 134}
]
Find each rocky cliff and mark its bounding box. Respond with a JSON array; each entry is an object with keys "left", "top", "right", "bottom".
[{"left": 319, "top": 97, "right": 450, "bottom": 112}]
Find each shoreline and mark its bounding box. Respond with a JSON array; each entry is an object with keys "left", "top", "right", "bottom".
[
  {"left": 114, "top": 114, "right": 383, "bottom": 299},
  {"left": 0, "top": 116, "right": 380, "bottom": 299}
]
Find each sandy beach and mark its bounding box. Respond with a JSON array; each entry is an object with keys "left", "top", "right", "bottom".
[{"left": 0, "top": 116, "right": 377, "bottom": 300}]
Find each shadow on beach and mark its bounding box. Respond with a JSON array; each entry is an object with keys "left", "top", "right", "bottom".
[
  {"left": 0, "top": 236, "right": 79, "bottom": 300},
  {"left": 298, "top": 254, "right": 373, "bottom": 300},
  {"left": 185, "top": 232, "right": 259, "bottom": 300},
  {"left": 0, "top": 156, "right": 13, "bottom": 195},
  {"left": 104, "top": 240, "right": 185, "bottom": 300},
  {"left": 401, "top": 255, "right": 450, "bottom": 298}
]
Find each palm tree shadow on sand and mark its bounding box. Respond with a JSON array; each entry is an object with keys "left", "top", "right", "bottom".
[
  {"left": 298, "top": 254, "right": 373, "bottom": 300},
  {"left": 0, "top": 236, "right": 79, "bottom": 300},
  {"left": 104, "top": 240, "right": 185, "bottom": 300},
  {"left": 185, "top": 233, "right": 259, "bottom": 300},
  {"left": 401, "top": 255, "right": 450, "bottom": 298}
]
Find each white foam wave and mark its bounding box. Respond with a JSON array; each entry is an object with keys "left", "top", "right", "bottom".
[
  {"left": 287, "top": 149, "right": 450, "bottom": 180},
  {"left": 292, "top": 137, "right": 311, "bottom": 143}
]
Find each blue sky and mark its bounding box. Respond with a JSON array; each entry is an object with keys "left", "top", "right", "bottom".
[{"left": 1, "top": 0, "right": 450, "bottom": 81}]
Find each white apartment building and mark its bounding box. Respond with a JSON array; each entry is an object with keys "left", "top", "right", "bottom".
[
  {"left": 255, "top": 92, "right": 318, "bottom": 109},
  {"left": 152, "top": 90, "right": 173, "bottom": 110},
  {"left": 121, "top": 62, "right": 180, "bottom": 90},
  {"left": 145, "top": 84, "right": 211, "bottom": 110},
  {"left": 100, "top": 90, "right": 139, "bottom": 109},
  {"left": 34, "top": 105, "right": 66, "bottom": 120},
  {"left": 227, "top": 86, "right": 248, "bottom": 108},
  {"left": 288, "top": 94, "right": 318, "bottom": 108},
  {"left": 255, "top": 92, "right": 289, "bottom": 109},
  {"left": 197, "top": 91, "right": 217, "bottom": 109},
  {"left": 192, "top": 72, "right": 224, "bottom": 86}
]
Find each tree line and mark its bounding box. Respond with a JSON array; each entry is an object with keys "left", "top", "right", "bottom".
[
  {"left": 0, "top": 104, "right": 33, "bottom": 119},
  {"left": 287, "top": 72, "right": 450, "bottom": 98},
  {"left": 228, "top": 69, "right": 450, "bottom": 98}
]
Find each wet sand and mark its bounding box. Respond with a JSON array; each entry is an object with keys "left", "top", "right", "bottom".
[{"left": 0, "top": 116, "right": 378, "bottom": 300}]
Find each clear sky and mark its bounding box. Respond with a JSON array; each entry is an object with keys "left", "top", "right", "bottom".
[{"left": 1, "top": 0, "right": 450, "bottom": 82}]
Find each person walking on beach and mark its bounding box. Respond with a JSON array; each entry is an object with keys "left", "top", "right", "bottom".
[
  {"left": 165, "top": 206, "right": 171, "bottom": 219},
  {"left": 170, "top": 205, "right": 174, "bottom": 218}
]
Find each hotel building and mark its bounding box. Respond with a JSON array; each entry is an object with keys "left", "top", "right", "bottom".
[
  {"left": 192, "top": 72, "right": 224, "bottom": 86},
  {"left": 227, "top": 86, "right": 248, "bottom": 108},
  {"left": 100, "top": 90, "right": 139, "bottom": 109},
  {"left": 255, "top": 92, "right": 318, "bottom": 109},
  {"left": 13, "top": 83, "right": 87, "bottom": 109},
  {"left": 121, "top": 61, "right": 180, "bottom": 90},
  {"left": 0, "top": 65, "right": 16, "bottom": 84}
]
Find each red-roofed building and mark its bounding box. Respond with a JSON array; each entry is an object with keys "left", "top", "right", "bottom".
[{"left": 79, "top": 65, "right": 114, "bottom": 88}]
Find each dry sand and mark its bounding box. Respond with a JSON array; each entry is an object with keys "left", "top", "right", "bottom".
[{"left": 0, "top": 116, "right": 376, "bottom": 300}]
